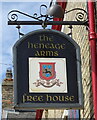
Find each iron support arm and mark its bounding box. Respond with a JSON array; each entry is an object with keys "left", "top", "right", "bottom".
[{"left": 8, "top": 21, "right": 88, "bottom": 26}]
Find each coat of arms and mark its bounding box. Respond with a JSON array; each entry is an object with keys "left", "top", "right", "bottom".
[{"left": 33, "top": 62, "right": 63, "bottom": 88}]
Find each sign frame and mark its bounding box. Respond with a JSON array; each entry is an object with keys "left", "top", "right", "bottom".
[{"left": 13, "top": 29, "right": 83, "bottom": 111}]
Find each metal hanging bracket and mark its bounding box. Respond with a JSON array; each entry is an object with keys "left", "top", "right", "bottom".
[{"left": 7, "top": 3, "right": 88, "bottom": 26}]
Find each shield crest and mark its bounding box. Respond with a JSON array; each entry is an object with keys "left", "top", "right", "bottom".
[{"left": 39, "top": 62, "right": 56, "bottom": 80}]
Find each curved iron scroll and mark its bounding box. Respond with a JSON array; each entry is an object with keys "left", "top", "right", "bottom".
[
  {"left": 8, "top": 10, "right": 40, "bottom": 21},
  {"left": 65, "top": 8, "right": 88, "bottom": 22},
  {"left": 8, "top": 10, "right": 52, "bottom": 22}
]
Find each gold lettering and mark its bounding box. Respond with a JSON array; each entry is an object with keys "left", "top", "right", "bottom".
[
  {"left": 70, "top": 96, "right": 74, "bottom": 101},
  {"left": 46, "top": 95, "right": 52, "bottom": 101},
  {"left": 31, "top": 43, "right": 34, "bottom": 48},
  {"left": 53, "top": 96, "right": 58, "bottom": 101},
  {"left": 39, "top": 35, "right": 48, "bottom": 41},
  {"left": 40, "top": 51, "right": 45, "bottom": 56},
  {"left": 40, "top": 35, "right": 44, "bottom": 41},
  {"left": 45, "top": 51, "right": 53, "bottom": 56},
  {"left": 33, "top": 43, "right": 38, "bottom": 48},
  {"left": 38, "top": 96, "right": 43, "bottom": 101},
  {"left": 65, "top": 96, "right": 70, "bottom": 101},
  {"left": 60, "top": 44, "right": 65, "bottom": 49},
  {"left": 46, "top": 95, "right": 75, "bottom": 102},
  {"left": 23, "top": 95, "right": 44, "bottom": 102},
  {"left": 23, "top": 95, "right": 75, "bottom": 102},
  {"left": 28, "top": 42, "right": 30, "bottom": 48},
  {"left": 35, "top": 51, "right": 40, "bottom": 56},
  {"left": 28, "top": 42, "right": 65, "bottom": 50},
  {"left": 55, "top": 44, "right": 60, "bottom": 49},
  {"left": 23, "top": 94, "right": 27, "bottom": 103},
  {"left": 40, "top": 35, "right": 53, "bottom": 42},
  {"left": 33, "top": 96, "right": 38, "bottom": 101},
  {"left": 27, "top": 96, "right": 33, "bottom": 101},
  {"left": 49, "top": 36, "right": 53, "bottom": 41},
  {"left": 39, "top": 43, "right": 45, "bottom": 49},
  {"left": 59, "top": 96, "right": 64, "bottom": 101},
  {"left": 54, "top": 51, "right": 58, "bottom": 56},
  {"left": 44, "top": 43, "right": 50, "bottom": 49},
  {"left": 35, "top": 51, "right": 58, "bottom": 56},
  {"left": 49, "top": 43, "right": 55, "bottom": 49}
]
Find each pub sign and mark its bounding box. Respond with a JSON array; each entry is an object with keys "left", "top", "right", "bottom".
[{"left": 13, "top": 29, "right": 83, "bottom": 111}]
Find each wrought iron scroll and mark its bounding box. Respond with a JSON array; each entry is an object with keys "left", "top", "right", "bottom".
[
  {"left": 65, "top": 8, "right": 88, "bottom": 22},
  {"left": 8, "top": 5, "right": 88, "bottom": 23},
  {"left": 7, "top": 4, "right": 88, "bottom": 29},
  {"left": 7, "top": 5, "right": 52, "bottom": 22}
]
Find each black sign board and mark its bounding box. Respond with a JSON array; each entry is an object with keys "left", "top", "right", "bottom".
[{"left": 13, "top": 29, "right": 83, "bottom": 111}]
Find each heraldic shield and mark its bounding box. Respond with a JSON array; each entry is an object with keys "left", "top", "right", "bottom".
[{"left": 39, "top": 62, "right": 56, "bottom": 80}]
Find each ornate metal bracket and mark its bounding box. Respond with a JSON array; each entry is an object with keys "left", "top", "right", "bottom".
[
  {"left": 8, "top": 4, "right": 88, "bottom": 25},
  {"left": 7, "top": 4, "right": 88, "bottom": 37},
  {"left": 7, "top": 5, "right": 52, "bottom": 22},
  {"left": 65, "top": 8, "right": 88, "bottom": 22}
]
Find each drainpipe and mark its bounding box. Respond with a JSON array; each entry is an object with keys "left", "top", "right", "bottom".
[
  {"left": 88, "top": 1, "right": 97, "bottom": 120},
  {"left": 35, "top": 1, "right": 67, "bottom": 120}
]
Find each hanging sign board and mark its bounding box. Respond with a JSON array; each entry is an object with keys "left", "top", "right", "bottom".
[{"left": 13, "top": 29, "right": 83, "bottom": 111}]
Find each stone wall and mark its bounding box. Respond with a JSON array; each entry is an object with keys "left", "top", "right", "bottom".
[
  {"left": 2, "top": 79, "right": 36, "bottom": 119},
  {"left": 2, "top": 79, "right": 14, "bottom": 109},
  {"left": 64, "top": 2, "right": 94, "bottom": 119}
]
